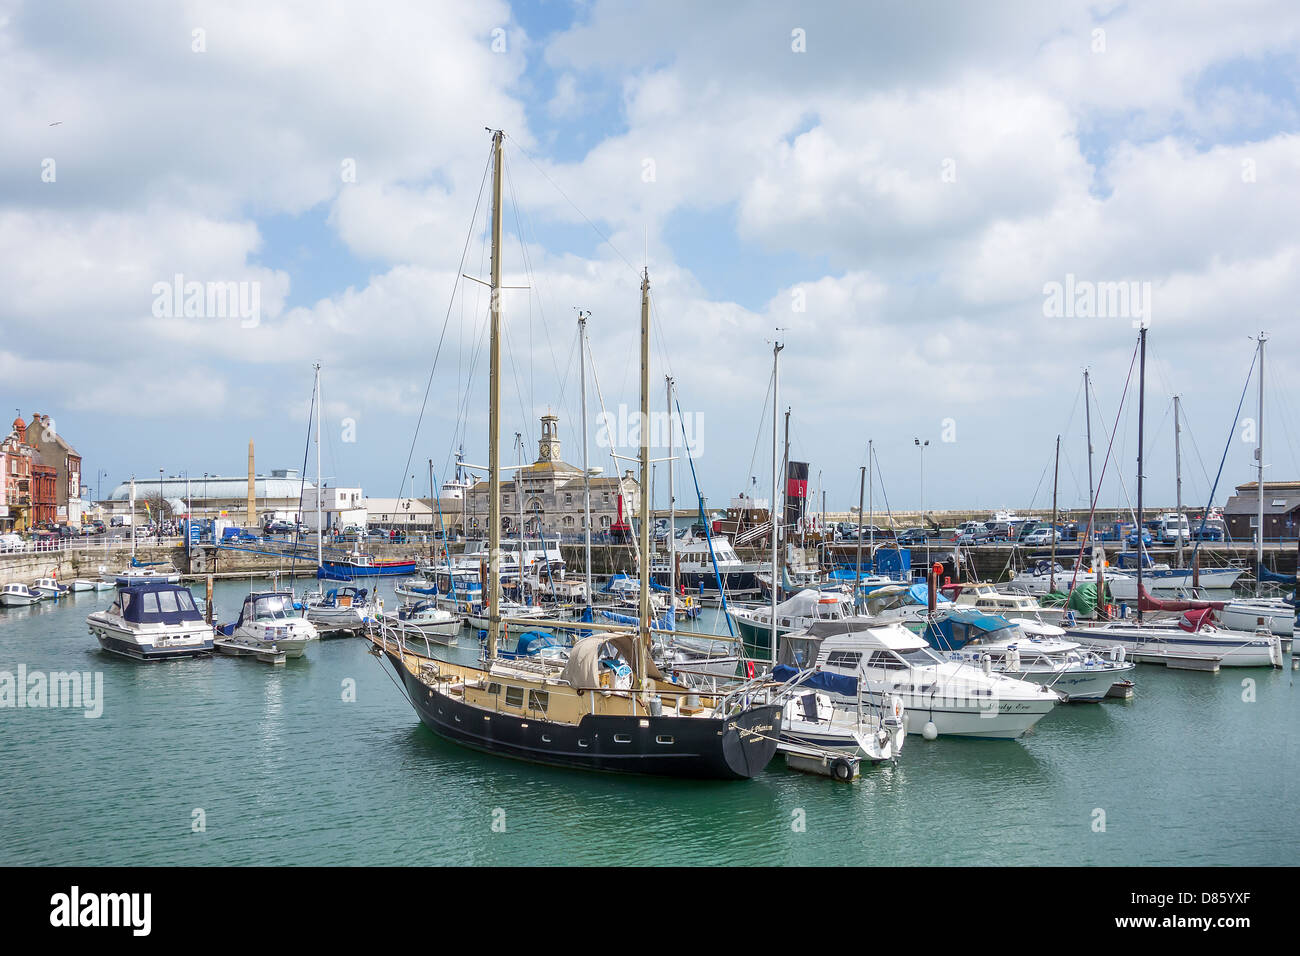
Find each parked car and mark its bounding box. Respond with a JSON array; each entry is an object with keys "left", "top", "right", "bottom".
[
  {"left": 1125, "top": 528, "right": 1154, "bottom": 549},
  {"left": 0, "top": 532, "right": 25, "bottom": 552},
  {"left": 1016, "top": 522, "right": 1047, "bottom": 543},
  {"left": 1023, "top": 527, "right": 1061, "bottom": 545},
  {"left": 895, "top": 528, "right": 928, "bottom": 546}
]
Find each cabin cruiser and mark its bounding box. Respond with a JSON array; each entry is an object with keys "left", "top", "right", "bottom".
[
  {"left": 923, "top": 608, "right": 1135, "bottom": 702},
  {"left": 304, "top": 585, "right": 374, "bottom": 633},
  {"left": 32, "top": 577, "right": 69, "bottom": 599},
  {"left": 87, "top": 578, "right": 214, "bottom": 661},
  {"left": 648, "top": 534, "right": 761, "bottom": 597},
  {"left": 377, "top": 600, "right": 462, "bottom": 643},
  {"left": 216, "top": 591, "right": 317, "bottom": 659},
  {"left": 394, "top": 577, "right": 439, "bottom": 600},
  {"left": 950, "top": 582, "right": 1070, "bottom": 625},
  {"left": 778, "top": 618, "right": 1059, "bottom": 739},
  {"left": 1065, "top": 609, "right": 1282, "bottom": 668},
  {"left": 727, "top": 588, "right": 855, "bottom": 647},
  {"left": 0, "top": 583, "right": 41, "bottom": 606}
]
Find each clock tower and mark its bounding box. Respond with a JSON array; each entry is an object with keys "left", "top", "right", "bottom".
[{"left": 537, "top": 413, "right": 561, "bottom": 463}]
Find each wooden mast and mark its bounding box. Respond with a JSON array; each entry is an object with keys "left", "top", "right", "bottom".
[{"left": 486, "top": 129, "right": 504, "bottom": 661}]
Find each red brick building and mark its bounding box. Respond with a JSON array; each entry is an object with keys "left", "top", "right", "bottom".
[{"left": 1, "top": 417, "right": 36, "bottom": 531}]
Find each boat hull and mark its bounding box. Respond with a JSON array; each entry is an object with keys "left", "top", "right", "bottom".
[
  {"left": 385, "top": 647, "right": 781, "bottom": 779},
  {"left": 0, "top": 592, "right": 40, "bottom": 607},
  {"left": 89, "top": 623, "right": 214, "bottom": 661},
  {"left": 1066, "top": 626, "right": 1282, "bottom": 667}
]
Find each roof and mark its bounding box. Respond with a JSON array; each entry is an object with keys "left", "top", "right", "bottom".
[
  {"left": 107, "top": 475, "right": 317, "bottom": 502},
  {"left": 1223, "top": 494, "right": 1300, "bottom": 516}
]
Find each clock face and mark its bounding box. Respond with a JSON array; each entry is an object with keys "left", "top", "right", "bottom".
[{"left": 539, "top": 443, "right": 554, "bottom": 460}]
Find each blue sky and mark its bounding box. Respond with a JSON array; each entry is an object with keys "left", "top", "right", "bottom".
[{"left": 3, "top": 0, "right": 1300, "bottom": 517}]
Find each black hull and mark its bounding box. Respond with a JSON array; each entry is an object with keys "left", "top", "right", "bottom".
[{"left": 384, "top": 648, "right": 780, "bottom": 779}]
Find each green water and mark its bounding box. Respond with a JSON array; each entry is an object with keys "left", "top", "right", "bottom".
[{"left": 0, "top": 578, "right": 1294, "bottom": 866}]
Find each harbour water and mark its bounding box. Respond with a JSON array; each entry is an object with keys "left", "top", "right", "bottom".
[{"left": 1, "top": 577, "right": 1294, "bottom": 866}]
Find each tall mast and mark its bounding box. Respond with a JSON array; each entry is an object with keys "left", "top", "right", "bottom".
[
  {"left": 854, "top": 463, "right": 865, "bottom": 606},
  {"left": 1050, "top": 435, "right": 1060, "bottom": 593},
  {"left": 637, "top": 270, "right": 652, "bottom": 690},
  {"left": 314, "top": 363, "right": 322, "bottom": 568},
  {"left": 667, "top": 375, "right": 676, "bottom": 617},
  {"left": 782, "top": 407, "right": 791, "bottom": 587},
  {"left": 1174, "top": 394, "right": 1183, "bottom": 569},
  {"left": 868, "top": 439, "right": 874, "bottom": 553},
  {"left": 1084, "top": 368, "right": 1095, "bottom": 510},
  {"left": 1256, "top": 331, "right": 1267, "bottom": 595},
  {"left": 769, "top": 341, "right": 783, "bottom": 661},
  {"left": 130, "top": 475, "right": 136, "bottom": 562},
  {"left": 578, "top": 312, "right": 592, "bottom": 604},
  {"left": 1136, "top": 325, "right": 1147, "bottom": 624},
  {"left": 486, "top": 129, "right": 504, "bottom": 661}
]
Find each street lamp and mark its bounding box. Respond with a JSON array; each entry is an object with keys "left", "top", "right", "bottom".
[
  {"left": 914, "top": 438, "right": 929, "bottom": 533},
  {"left": 157, "top": 468, "right": 164, "bottom": 544}
]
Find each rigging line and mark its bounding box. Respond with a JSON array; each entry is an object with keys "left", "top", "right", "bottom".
[
  {"left": 389, "top": 139, "right": 493, "bottom": 502},
  {"left": 746, "top": 365, "right": 775, "bottom": 490},
  {"left": 1187, "top": 348, "right": 1259, "bottom": 570},
  {"left": 502, "top": 130, "right": 638, "bottom": 276},
  {"left": 1068, "top": 334, "right": 1140, "bottom": 591},
  {"left": 869, "top": 443, "right": 897, "bottom": 532},
  {"left": 505, "top": 152, "right": 569, "bottom": 441}
]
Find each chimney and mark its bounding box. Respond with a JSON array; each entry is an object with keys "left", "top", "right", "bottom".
[{"left": 247, "top": 440, "right": 256, "bottom": 528}]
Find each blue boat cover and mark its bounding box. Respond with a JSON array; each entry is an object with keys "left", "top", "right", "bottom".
[{"left": 771, "top": 664, "right": 858, "bottom": 696}]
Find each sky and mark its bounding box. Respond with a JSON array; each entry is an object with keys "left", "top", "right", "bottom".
[{"left": 3, "top": 0, "right": 1300, "bottom": 517}]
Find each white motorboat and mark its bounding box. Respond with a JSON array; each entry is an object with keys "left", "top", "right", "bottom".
[
  {"left": 952, "top": 582, "right": 1069, "bottom": 623},
  {"left": 32, "top": 577, "right": 69, "bottom": 599},
  {"left": 0, "top": 583, "right": 41, "bottom": 607},
  {"left": 779, "top": 618, "right": 1059, "bottom": 739},
  {"left": 1065, "top": 610, "right": 1282, "bottom": 668},
  {"left": 303, "top": 584, "right": 374, "bottom": 633},
  {"left": 377, "top": 600, "right": 462, "bottom": 643},
  {"left": 87, "top": 578, "right": 214, "bottom": 661},
  {"left": 775, "top": 673, "right": 906, "bottom": 763},
  {"left": 930, "top": 613, "right": 1136, "bottom": 702},
  {"left": 217, "top": 591, "right": 316, "bottom": 659}
]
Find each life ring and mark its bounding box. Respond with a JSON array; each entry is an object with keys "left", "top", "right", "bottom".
[
  {"left": 744, "top": 660, "right": 756, "bottom": 679},
  {"left": 830, "top": 756, "right": 854, "bottom": 781}
]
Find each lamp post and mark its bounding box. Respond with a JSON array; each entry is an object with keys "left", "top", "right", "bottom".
[{"left": 157, "top": 468, "right": 164, "bottom": 544}]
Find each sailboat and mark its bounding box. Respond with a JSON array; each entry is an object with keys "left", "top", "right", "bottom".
[
  {"left": 1065, "top": 327, "right": 1284, "bottom": 669},
  {"left": 298, "top": 365, "right": 378, "bottom": 632},
  {"left": 369, "top": 130, "right": 781, "bottom": 778}
]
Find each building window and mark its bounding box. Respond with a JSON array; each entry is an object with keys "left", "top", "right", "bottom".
[{"left": 564, "top": 493, "right": 573, "bottom": 505}]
